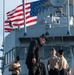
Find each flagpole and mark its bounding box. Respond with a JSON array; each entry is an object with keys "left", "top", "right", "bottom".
[
  {"left": 73, "top": 0, "right": 74, "bottom": 25},
  {"left": 22, "top": 0, "right": 27, "bottom": 35},
  {"left": 3, "top": 0, "right": 5, "bottom": 47},
  {"left": 2, "top": 0, "right": 5, "bottom": 75},
  {"left": 67, "top": 0, "right": 71, "bottom": 35}
]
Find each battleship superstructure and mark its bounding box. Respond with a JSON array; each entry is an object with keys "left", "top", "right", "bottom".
[{"left": 1, "top": 0, "right": 74, "bottom": 75}]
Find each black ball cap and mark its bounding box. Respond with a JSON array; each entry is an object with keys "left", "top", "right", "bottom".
[
  {"left": 58, "top": 50, "right": 64, "bottom": 55},
  {"left": 40, "top": 34, "right": 48, "bottom": 41},
  {"left": 52, "top": 48, "right": 55, "bottom": 50},
  {"left": 16, "top": 56, "right": 20, "bottom": 61}
]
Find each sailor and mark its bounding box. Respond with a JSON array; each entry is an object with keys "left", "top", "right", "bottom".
[
  {"left": 47, "top": 48, "right": 60, "bottom": 75},
  {"left": 25, "top": 34, "right": 47, "bottom": 75},
  {"left": 9, "top": 56, "right": 22, "bottom": 75},
  {"left": 58, "top": 50, "right": 69, "bottom": 75}
]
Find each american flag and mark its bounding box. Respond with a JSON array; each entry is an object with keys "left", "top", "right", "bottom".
[
  {"left": 4, "top": 0, "right": 48, "bottom": 32},
  {"left": 4, "top": 20, "right": 13, "bottom": 32},
  {"left": 31, "top": 0, "right": 48, "bottom": 16},
  {"left": 4, "top": 2, "right": 37, "bottom": 32}
]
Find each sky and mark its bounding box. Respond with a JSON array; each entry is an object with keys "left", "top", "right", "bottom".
[{"left": 0, "top": 0, "right": 3, "bottom": 49}]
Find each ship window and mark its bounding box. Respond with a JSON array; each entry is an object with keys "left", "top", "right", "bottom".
[
  {"left": 40, "top": 46, "right": 53, "bottom": 59},
  {"left": 9, "top": 50, "right": 13, "bottom": 62},
  {"left": 5, "top": 53, "right": 9, "bottom": 65},
  {"left": 12, "top": 49, "right": 16, "bottom": 61},
  {"left": 8, "top": 53, "right": 10, "bottom": 64},
  {"left": 43, "top": 46, "right": 60, "bottom": 59},
  {"left": 10, "top": 50, "right": 13, "bottom": 62},
  {"left": 5, "top": 54, "right": 8, "bottom": 65},
  {"left": 63, "top": 36, "right": 74, "bottom": 42},
  {"left": 55, "top": 37, "right": 62, "bottom": 42},
  {"left": 16, "top": 47, "right": 28, "bottom": 60}
]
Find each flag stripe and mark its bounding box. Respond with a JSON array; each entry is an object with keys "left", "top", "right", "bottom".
[
  {"left": 8, "top": 13, "right": 30, "bottom": 20},
  {"left": 7, "top": 9, "right": 31, "bottom": 17}
]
